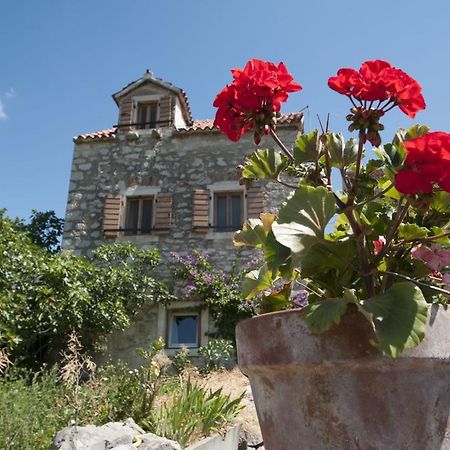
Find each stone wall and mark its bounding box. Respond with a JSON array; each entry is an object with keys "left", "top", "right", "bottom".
[
  {"left": 63, "top": 126, "right": 299, "bottom": 272},
  {"left": 63, "top": 125, "right": 300, "bottom": 364}
]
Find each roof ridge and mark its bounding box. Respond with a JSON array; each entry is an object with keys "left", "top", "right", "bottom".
[{"left": 73, "top": 112, "right": 303, "bottom": 142}]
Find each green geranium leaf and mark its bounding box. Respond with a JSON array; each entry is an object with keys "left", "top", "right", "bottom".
[
  {"left": 398, "top": 224, "right": 429, "bottom": 240},
  {"left": 294, "top": 130, "right": 320, "bottom": 164},
  {"left": 260, "top": 282, "right": 292, "bottom": 313},
  {"left": 366, "top": 158, "right": 384, "bottom": 174},
  {"left": 303, "top": 296, "right": 349, "bottom": 333},
  {"left": 300, "top": 239, "right": 356, "bottom": 278},
  {"left": 241, "top": 265, "right": 273, "bottom": 299},
  {"left": 328, "top": 134, "right": 358, "bottom": 168},
  {"left": 379, "top": 180, "right": 401, "bottom": 200},
  {"left": 272, "top": 186, "right": 336, "bottom": 256},
  {"left": 394, "top": 124, "right": 430, "bottom": 145},
  {"left": 265, "top": 230, "right": 292, "bottom": 276},
  {"left": 241, "top": 148, "right": 290, "bottom": 181},
  {"left": 234, "top": 218, "right": 268, "bottom": 248},
  {"left": 374, "top": 143, "right": 405, "bottom": 170},
  {"left": 358, "top": 282, "right": 428, "bottom": 357},
  {"left": 431, "top": 191, "right": 450, "bottom": 213}
]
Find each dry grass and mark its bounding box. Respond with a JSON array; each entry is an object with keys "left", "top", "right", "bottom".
[
  {"left": 59, "top": 332, "right": 96, "bottom": 385},
  {"left": 0, "top": 348, "right": 11, "bottom": 374}
]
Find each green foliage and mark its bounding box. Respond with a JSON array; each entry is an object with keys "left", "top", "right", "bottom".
[
  {"left": 0, "top": 367, "right": 72, "bottom": 450},
  {"left": 233, "top": 213, "right": 276, "bottom": 248},
  {"left": 293, "top": 130, "right": 320, "bottom": 164},
  {"left": 233, "top": 123, "right": 449, "bottom": 357},
  {"left": 154, "top": 377, "right": 244, "bottom": 447},
  {"left": 198, "top": 339, "right": 235, "bottom": 372},
  {"left": 19, "top": 210, "right": 64, "bottom": 253},
  {"left": 240, "top": 148, "right": 290, "bottom": 183},
  {"left": 327, "top": 133, "right": 359, "bottom": 169},
  {"left": 358, "top": 282, "right": 429, "bottom": 357},
  {"left": 272, "top": 185, "right": 336, "bottom": 256},
  {"left": 170, "top": 347, "right": 192, "bottom": 375},
  {"left": 0, "top": 212, "right": 173, "bottom": 368},
  {"left": 303, "top": 297, "right": 349, "bottom": 333}
]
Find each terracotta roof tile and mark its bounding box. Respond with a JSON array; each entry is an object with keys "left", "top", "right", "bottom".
[
  {"left": 74, "top": 127, "right": 117, "bottom": 142},
  {"left": 73, "top": 112, "right": 303, "bottom": 142}
]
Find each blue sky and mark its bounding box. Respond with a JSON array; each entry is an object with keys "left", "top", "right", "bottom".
[{"left": 1, "top": 0, "right": 450, "bottom": 221}]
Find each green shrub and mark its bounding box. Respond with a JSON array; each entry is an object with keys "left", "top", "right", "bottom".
[
  {"left": 199, "top": 339, "right": 235, "bottom": 373},
  {"left": 170, "top": 346, "right": 191, "bottom": 375},
  {"left": 0, "top": 367, "right": 71, "bottom": 450},
  {"left": 0, "top": 210, "right": 174, "bottom": 369}
]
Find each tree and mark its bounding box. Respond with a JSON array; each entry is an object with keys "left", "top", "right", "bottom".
[
  {"left": 17, "top": 210, "right": 64, "bottom": 253},
  {"left": 0, "top": 211, "right": 174, "bottom": 369}
]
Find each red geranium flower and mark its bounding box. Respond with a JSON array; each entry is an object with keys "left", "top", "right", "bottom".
[
  {"left": 395, "top": 131, "right": 450, "bottom": 194},
  {"left": 328, "top": 60, "right": 426, "bottom": 118},
  {"left": 213, "top": 59, "right": 301, "bottom": 143}
]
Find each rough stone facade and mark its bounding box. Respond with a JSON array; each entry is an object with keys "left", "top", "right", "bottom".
[{"left": 62, "top": 71, "right": 303, "bottom": 365}]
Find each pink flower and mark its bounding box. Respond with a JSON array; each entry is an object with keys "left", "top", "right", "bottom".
[
  {"left": 411, "top": 244, "right": 450, "bottom": 272},
  {"left": 373, "top": 236, "right": 386, "bottom": 255}
]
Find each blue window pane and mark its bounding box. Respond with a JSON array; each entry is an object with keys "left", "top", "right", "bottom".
[
  {"left": 127, "top": 200, "right": 139, "bottom": 233},
  {"left": 216, "top": 196, "right": 227, "bottom": 228},
  {"left": 141, "top": 199, "right": 153, "bottom": 232},
  {"left": 171, "top": 315, "right": 198, "bottom": 346},
  {"left": 231, "top": 195, "right": 241, "bottom": 228}
]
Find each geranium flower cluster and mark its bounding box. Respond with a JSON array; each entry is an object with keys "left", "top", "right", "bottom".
[
  {"left": 395, "top": 131, "right": 450, "bottom": 194},
  {"left": 328, "top": 59, "right": 425, "bottom": 118},
  {"left": 328, "top": 60, "right": 426, "bottom": 146},
  {"left": 213, "top": 59, "right": 301, "bottom": 144}
]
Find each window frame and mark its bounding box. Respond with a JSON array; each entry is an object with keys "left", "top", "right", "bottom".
[
  {"left": 124, "top": 195, "right": 155, "bottom": 235},
  {"left": 207, "top": 181, "right": 247, "bottom": 233},
  {"left": 136, "top": 101, "right": 159, "bottom": 129},
  {"left": 167, "top": 310, "right": 201, "bottom": 349},
  {"left": 213, "top": 191, "right": 243, "bottom": 231},
  {"left": 132, "top": 95, "right": 161, "bottom": 130}
]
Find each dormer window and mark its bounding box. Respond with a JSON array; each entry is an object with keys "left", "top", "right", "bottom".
[
  {"left": 137, "top": 101, "right": 158, "bottom": 129},
  {"left": 132, "top": 95, "right": 161, "bottom": 130}
]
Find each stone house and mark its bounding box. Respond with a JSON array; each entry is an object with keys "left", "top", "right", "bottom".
[{"left": 62, "top": 70, "right": 303, "bottom": 364}]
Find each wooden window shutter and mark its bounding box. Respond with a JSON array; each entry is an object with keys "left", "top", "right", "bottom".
[
  {"left": 192, "top": 189, "right": 209, "bottom": 233},
  {"left": 154, "top": 193, "right": 172, "bottom": 235},
  {"left": 103, "top": 194, "right": 123, "bottom": 238},
  {"left": 246, "top": 186, "right": 264, "bottom": 219},
  {"left": 159, "top": 96, "right": 172, "bottom": 127},
  {"left": 118, "top": 97, "right": 133, "bottom": 131}
]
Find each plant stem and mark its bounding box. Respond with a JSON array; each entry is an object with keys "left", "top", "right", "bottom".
[
  {"left": 374, "top": 198, "right": 410, "bottom": 264},
  {"left": 401, "top": 230, "right": 450, "bottom": 244},
  {"left": 343, "top": 208, "right": 375, "bottom": 298},
  {"left": 269, "top": 128, "right": 294, "bottom": 161},
  {"left": 379, "top": 270, "right": 450, "bottom": 296},
  {"left": 350, "top": 130, "right": 365, "bottom": 202}
]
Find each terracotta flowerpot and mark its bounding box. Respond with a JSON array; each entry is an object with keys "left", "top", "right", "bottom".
[{"left": 236, "top": 306, "right": 450, "bottom": 450}]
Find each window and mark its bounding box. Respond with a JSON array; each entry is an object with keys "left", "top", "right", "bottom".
[
  {"left": 137, "top": 101, "right": 158, "bottom": 129},
  {"left": 214, "top": 191, "right": 243, "bottom": 231},
  {"left": 125, "top": 196, "right": 154, "bottom": 234},
  {"left": 168, "top": 312, "right": 200, "bottom": 348}
]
